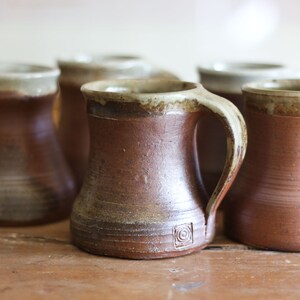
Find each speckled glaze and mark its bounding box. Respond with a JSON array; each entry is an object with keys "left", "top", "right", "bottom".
[
  {"left": 225, "top": 79, "right": 300, "bottom": 251},
  {"left": 197, "top": 62, "right": 287, "bottom": 195},
  {"left": 58, "top": 55, "right": 178, "bottom": 188},
  {"left": 70, "top": 79, "right": 247, "bottom": 259},
  {"left": 0, "top": 63, "right": 76, "bottom": 226}
]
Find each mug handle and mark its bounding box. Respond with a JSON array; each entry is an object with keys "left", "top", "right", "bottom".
[{"left": 186, "top": 87, "right": 247, "bottom": 241}]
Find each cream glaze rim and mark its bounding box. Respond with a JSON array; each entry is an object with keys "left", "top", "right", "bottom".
[
  {"left": 82, "top": 79, "right": 202, "bottom": 106},
  {"left": 57, "top": 54, "right": 142, "bottom": 69},
  {"left": 57, "top": 54, "right": 179, "bottom": 85},
  {"left": 198, "top": 62, "right": 288, "bottom": 94},
  {"left": 0, "top": 63, "right": 60, "bottom": 96},
  {"left": 198, "top": 62, "right": 285, "bottom": 77},
  {"left": 243, "top": 79, "right": 300, "bottom": 98},
  {"left": 0, "top": 63, "right": 60, "bottom": 79}
]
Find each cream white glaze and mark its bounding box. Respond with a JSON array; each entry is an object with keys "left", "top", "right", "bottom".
[
  {"left": 58, "top": 54, "right": 178, "bottom": 86},
  {"left": 198, "top": 62, "right": 291, "bottom": 94},
  {"left": 0, "top": 63, "right": 59, "bottom": 96},
  {"left": 243, "top": 79, "right": 300, "bottom": 115}
]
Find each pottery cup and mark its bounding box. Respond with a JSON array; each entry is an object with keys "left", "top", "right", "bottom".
[
  {"left": 71, "top": 79, "right": 247, "bottom": 259},
  {"left": 225, "top": 79, "right": 300, "bottom": 251},
  {"left": 0, "top": 63, "right": 76, "bottom": 225},
  {"left": 197, "top": 62, "right": 286, "bottom": 195},
  {"left": 57, "top": 54, "right": 178, "bottom": 189}
]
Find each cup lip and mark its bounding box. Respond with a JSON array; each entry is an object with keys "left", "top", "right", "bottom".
[
  {"left": 0, "top": 62, "right": 60, "bottom": 80},
  {"left": 57, "top": 53, "right": 143, "bottom": 69},
  {"left": 197, "top": 61, "right": 285, "bottom": 77},
  {"left": 81, "top": 79, "right": 199, "bottom": 98},
  {"left": 243, "top": 79, "right": 300, "bottom": 96}
]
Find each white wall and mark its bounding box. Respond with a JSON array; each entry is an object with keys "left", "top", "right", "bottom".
[{"left": 1, "top": 0, "right": 300, "bottom": 81}]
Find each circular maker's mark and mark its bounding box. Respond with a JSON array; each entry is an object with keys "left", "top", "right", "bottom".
[{"left": 173, "top": 223, "right": 193, "bottom": 248}]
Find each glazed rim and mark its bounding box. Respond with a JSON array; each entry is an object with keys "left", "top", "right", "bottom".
[
  {"left": 0, "top": 63, "right": 60, "bottom": 79},
  {"left": 198, "top": 62, "right": 284, "bottom": 76},
  {"left": 243, "top": 79, "right": 300, "bottom": 96},
  {"left": 57, "top": 54, "right": 142, "bottom": 69},
  {"left": 81, "top": 79, "right": 199, "bottom": 102}
]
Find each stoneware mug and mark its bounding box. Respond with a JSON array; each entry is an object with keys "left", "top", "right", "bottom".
[
  {"left": 71, "top": 79, "right": 247, "bottom": 259},
  {"left": 57, "top": 54, "right": 178, "bottom": 189},
  {"left": 225, "top": 79, "right": 300, "bottom": 251},
  {"left": 0, "top": 63, "right": 76, "bottom": 225},
  {"left": 197, "top": 62, "right": 286, "bottom": 195}
]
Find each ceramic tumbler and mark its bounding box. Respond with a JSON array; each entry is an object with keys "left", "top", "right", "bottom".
[
  {"left": 57, "top": 54, "right": 178, "bottom": 188},
  {"left": 225, "top": 79, "right": 300, "bottom": 251},
  {"left": 197, "top": 62, "right": 286, "bottom": 195},
  {"left": 71, "top": 79, "right": 247, "bottom": 259},
  {"left": 0, "top": 63, "right": 76, "bottom": 225}
]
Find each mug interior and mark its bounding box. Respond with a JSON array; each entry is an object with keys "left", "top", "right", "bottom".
[
  {"left": 82, "top": 80, "right": 197, "bottom": 94},
  {"left": 0, "top": 63, "right": 59, "bottom": 78},
  {"left": 210, "top": 62, "right": 283, "bottom": 72},
  {"left": 260, "top": 80, "right": 300, "bottom": 91},
  {"left": 58, "top": 54, "right": 141, "bottom": 67},
  {"left": 244, "top": 79, "right": 300, "bottom": 93}
]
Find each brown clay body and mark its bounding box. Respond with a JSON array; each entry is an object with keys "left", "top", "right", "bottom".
[
  {"left": 197, "top": 62, "right": 286, "bottom": 195},
  {"left": 71, "top": 79, "right": 247, "bottom": 259},
  {"left": 225, "top": 79, "right": 300, "bottom": 251},
  {"left": 58, "top": 82, "right": 89, "bottom": 187},
  {"left": 0, "top": 64, "right": 76, "bottom": 225},
  {"left": 58, "top": 55, "right": 179, "bottom": 188}
]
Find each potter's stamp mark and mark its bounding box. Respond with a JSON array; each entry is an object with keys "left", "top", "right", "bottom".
[{"left": 173, "top": 223, "right": 193, "bottom": 248}]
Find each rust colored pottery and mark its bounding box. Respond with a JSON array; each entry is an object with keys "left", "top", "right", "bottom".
[
  {"left": 0, "top": 63, "right": 76, "bottom": 226},
  {"left": 58, "top": 54, "right": 178, "bottom": 188},
  {"left": 197, "top": 62, "right": 286, "bottom": 195},
  {"left": 225, "top": 79, "right": 300, "bottom": 251},
  {"left": 70, "top": 79, "right": 247, "bottom": 259}
]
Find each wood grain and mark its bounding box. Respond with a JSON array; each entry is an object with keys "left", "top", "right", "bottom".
[{"left": 0, "top": 213, "right": 300, "bottom": 300}]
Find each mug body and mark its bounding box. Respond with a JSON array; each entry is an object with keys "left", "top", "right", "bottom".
[
  {"left": 225, "top": 79, "right": 300, "bottom": 251},
  {"left": 71, "top": 80, "right": 218, "bottom": 259},
  {"left": 0, "top": 63, "right": 76, "bottom": 225}
]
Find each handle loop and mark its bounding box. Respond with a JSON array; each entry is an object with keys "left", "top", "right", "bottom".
[{"left": 186, "top": 86, "right": 247, "bottom": 240}]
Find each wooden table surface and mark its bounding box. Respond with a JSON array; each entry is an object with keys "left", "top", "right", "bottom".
[{"left": 0, "top": 213, "right": 299, "bottom": 300}]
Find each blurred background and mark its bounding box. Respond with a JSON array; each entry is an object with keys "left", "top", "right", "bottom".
[{"left": 0, "top": 0, "right": 299, "bottom": 81}]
